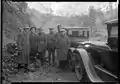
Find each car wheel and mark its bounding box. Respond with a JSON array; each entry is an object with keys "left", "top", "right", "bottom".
[
  {"left": 68, "top": 51, "right": 75, "bottom": 72},
  {"left": 74, "top": 52, "right": 89, "bottom": 82}
]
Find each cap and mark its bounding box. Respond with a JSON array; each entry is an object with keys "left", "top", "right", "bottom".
[
  {"left": 24, "top": 27, "right": 29, "bottom": 30},
  {"left": 24, "top": 24, "right": 30, "bottom": 28},
  {"left": 49, "top": 28, "right": 54, "bottom": 30},
  {"left": 24, "top": 27, "right": 29, "bottom": 29},
  {"left": 57, "top": 25, "right": 62, "bottom": 28}
]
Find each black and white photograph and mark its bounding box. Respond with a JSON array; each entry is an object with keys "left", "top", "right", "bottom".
[{"left": 1, "top": 1, "right": 118, "bottom": 83}]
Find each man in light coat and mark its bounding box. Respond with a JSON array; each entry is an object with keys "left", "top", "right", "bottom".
[
  {"left": 17, "top": 27, "right": 30, "bottom": 72},
  {"left": 56, "top": 28, "right": 71, "bottom": 70}
]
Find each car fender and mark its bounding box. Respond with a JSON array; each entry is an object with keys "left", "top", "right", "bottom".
[{"left": 75, "top": 48, "right": 103, "bottom": 82}]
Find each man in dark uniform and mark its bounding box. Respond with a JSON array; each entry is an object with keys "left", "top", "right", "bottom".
[
  {"left": 29, "top": 27, "right": 38, "bottom": 63},
  {"left": 37, "top": 28, "right": 47, "bottom": 65},
  {"left": 47, "top": 28, "right": 56, "bottom": 66}
]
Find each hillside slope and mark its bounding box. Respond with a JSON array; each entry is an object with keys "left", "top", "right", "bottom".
[{"left": 2, "top": 1, "right": 35, "bottom": 47}]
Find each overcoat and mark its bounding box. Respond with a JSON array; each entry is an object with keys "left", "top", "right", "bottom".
[
  {"left": 47, "top": 33, "right": 56, "bottom": 50},
  {"left": 29, "top": 32, "right": 38, "bottom": 51},
  {"left": 37, "top": 33, "right": 47, "bottom": 52},
  {"left": 56, "top": 34, "right": 71, "bottom": 60},
  {"left": 17, "top": 31, "right": 30, "bottom": 64}
]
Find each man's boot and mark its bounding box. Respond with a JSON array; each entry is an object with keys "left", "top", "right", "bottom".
[
  {"left": 17, "top": 63, "right": 22, "bottom": 72},
  {"left": 48, "top": 54, "right": 51, "bottom": 66},
  {"left": 24, "top": 64, "right": 29, "bottom": 73},
  {"left": 52, "top": 54, "right": 55, "bottom": 66}
]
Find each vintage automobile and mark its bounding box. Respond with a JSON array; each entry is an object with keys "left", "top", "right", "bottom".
[{"left": 67, "top": 19, "right": 118, "bottom": 82}]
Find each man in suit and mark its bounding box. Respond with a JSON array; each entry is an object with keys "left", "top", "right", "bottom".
[{"left": 29, "top": 27, "right": 38, "bottom": 62}]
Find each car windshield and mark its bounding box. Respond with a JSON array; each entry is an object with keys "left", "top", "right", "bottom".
[
  {"left": 110, "top": 26, "right": 118, "bottom": 37},
  {"left": 68, "top": 29, "right": 89, "bottom": 38}
]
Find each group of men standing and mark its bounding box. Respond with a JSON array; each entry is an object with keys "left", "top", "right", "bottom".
[{"left": 17, "top": 25, "right": 71, "bottom": 72}]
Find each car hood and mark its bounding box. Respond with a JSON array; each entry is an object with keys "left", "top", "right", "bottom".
[{"left": 78, "top": 41, "right": 107, "bottom": 46}]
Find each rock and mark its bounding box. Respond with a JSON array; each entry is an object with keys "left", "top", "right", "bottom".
[
  {"left": 56, "top": 78, "right": 61, "bottom": 81},
  {"left": 28, "top": 63, "right": 36, "bottom": 71}
]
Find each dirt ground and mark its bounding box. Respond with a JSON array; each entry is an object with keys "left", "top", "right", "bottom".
[
  {"left": 2, "top": 51, "right": 78, "bottom": 83},
  {"left": 7, "top": 66, "right": 78, "bottom": 82}
]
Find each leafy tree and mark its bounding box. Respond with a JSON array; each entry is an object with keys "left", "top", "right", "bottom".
[
  {"left": 104, "top": 2, "right": 118, "bottom": 21},
  {"left": 88, "top": 6, "right": 97, "bottom": 27},
  {"left": 3, "top": 1, "right": 35, "bottom": 41},
  {"left": 39, "top": 3, "right": 53, "bottom": 14}
]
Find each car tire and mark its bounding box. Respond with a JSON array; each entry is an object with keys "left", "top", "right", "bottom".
[
  {"left": 68, "top": 51, "right": 75, "bottom": 72},
  {"left": 74, "top": 52, "right": 89, "bottom": 82}
]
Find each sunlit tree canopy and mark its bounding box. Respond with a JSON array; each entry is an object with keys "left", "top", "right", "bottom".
[{"left": 27, "top": 2, "right": 118, "bottom": 16}]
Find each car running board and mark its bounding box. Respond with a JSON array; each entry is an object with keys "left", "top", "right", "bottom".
[{"left": 94, "top": 65, "right": 118, "bottom": 79}]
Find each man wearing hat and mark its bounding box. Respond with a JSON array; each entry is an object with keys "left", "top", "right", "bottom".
[
  {"left": 17, "top": 28, "right": 23, "bottom": 71},
  {"left": 37, "top": 28, "right": 47, "bottom": 65},
  {"left": 57, "top": 25, "right": 62, "bottom": 34},
  {"left": 17, "top": 26, "right": 30, "bottom": 72},
  {"left": 56, "top": 28, "right": 71, "bottom": 71},
  {"left": 29, "top": 27, "right": 38, "bottom": 61},
  {"left": 47, "top": 28, "right": 56, "bottom": 66}
]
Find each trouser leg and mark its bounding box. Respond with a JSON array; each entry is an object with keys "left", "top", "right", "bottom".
[
  {"left": 17, "top": 63, "right": 22, "bottom": 71},
  {"left": 30, "top": 49, "right": 37, "bottom": 63},
  {"left": 24, "top": 64, "right": 29, "bottom": 73},
  {"left": 59, "top": 60, "right": 67, "bottom": 69},
  {"left": 48, "top": 51, "right": 52, "bottom": 65},
  {"left": 52, "top": 50, "right": 55, "bottom": 65},
  {"left": 41, "top": 51, "right": 45, "bottom": 65},
  {"left": 59, "top": 60, "right": 62, "bottom": 68},
  {"left": 38, "top": 51, "right": 45, "bottom": 65},
  {"left": 24, "top": 51, "right": 29, "bottom": 72}
]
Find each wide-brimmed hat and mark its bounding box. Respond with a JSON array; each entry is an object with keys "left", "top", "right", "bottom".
[
  {"left": 24, "top": 27, "right": 29, "bottom": 29},
  {"left": 30, "top": 27, "right": 36, "bottom": 31}
]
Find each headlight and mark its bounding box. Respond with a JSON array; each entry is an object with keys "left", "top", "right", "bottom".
[{"left": 84, "top": 44, "right": 90, "bottom": 48}]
